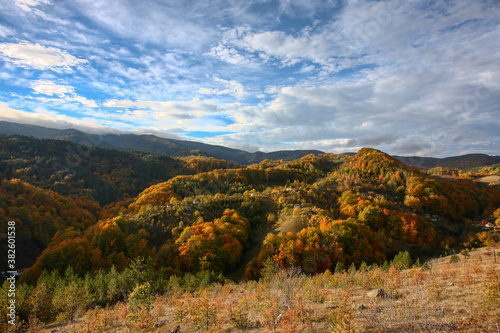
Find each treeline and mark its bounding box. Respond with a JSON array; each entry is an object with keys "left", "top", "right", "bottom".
[
  {"left": 21, "top": 209, "right": 255, "bottom": 284},
  {"left": 333, "top": 148, "right": 498, "bottom": 222},
  {"left": 244, "top": 218, "right": 387, "bottom": 279},
  {"left": 15, "top": 153, "right": 346, "bottom": 281},
  {"left": 465, "top": 163, "right": 500, "bottom": 176},
  {"left": 244, "top": 149, "right": 499, "bottom": 278},
  {"left": 1, "top": 258, "right": 225, "bottom": 329}
]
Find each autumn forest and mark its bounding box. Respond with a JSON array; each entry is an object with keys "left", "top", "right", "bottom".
[{"left": 1, "top": 134, "right": 499, "bottom": 332}]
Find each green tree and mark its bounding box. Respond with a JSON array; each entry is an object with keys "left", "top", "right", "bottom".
[
  {"left": 128, "top": 282, "right": 155, "bottom": 312},
  {"left": 260, "top": 257, "right": 277, "bottom": 283},
  {"left": 392, "top": 251, "right": 412, "bottom": 270},
  {"left": 30, "top": 272, "right": 57, "bottom": 323},
  {"left": 334, "top": 262, "right": 345, "bottom": 274},
  {"left": 52, "top": 267, "right": 92, "bottom": 324}
]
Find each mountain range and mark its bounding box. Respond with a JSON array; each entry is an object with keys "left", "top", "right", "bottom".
[
  {"left": 0, "top": 121, "right": 322, "bottom": 165},
  {"left": 1, "top": 120, "right": 499, "bottom": 169}
]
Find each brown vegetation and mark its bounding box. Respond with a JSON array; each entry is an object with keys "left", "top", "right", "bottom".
[{"left": 30, "top": 247, "right": 500, "bottom": 333}]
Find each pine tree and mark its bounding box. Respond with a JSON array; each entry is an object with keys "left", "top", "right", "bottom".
[
  {"left": 381, "top": 260, "right": 390, "bottom": 272},
  {"left": 334, "top": 262, "right": 345, "bottom": 274},
  {"left": 393, "top": 251, "right": 412, "bottom": 270},
  {"left": 52, "top": 267, "right": 92, "bottom": 324}
]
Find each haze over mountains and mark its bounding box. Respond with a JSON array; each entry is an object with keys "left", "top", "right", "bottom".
[
  {"left": 0, "top": 121, "right": 323, "bottom": 165},
  {"left": 1, "top": 121, "right": 499, "bottom": 170}
]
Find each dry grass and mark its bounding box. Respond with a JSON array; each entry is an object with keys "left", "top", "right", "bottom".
[
  {"left": 476, "top": 175, "right": 500, "bottom": 185},
  {"left": 38, "top": 248, "right": 500, "bottom": 333}
]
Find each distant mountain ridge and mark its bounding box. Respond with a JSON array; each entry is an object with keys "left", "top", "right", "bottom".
[
  {"left": 0, "top": 121, "right": 323, "bottom": 165},
  {"left": 1, "top": 120, "right": 499, "bottom": 169},
  {"left": 394, "top": 154, "right": 500, "bottom": 171}
]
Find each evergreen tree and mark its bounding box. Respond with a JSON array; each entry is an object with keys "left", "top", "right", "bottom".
[
  {"left": 392, "top": 251, "right": 412, "bottom": 270},
  {"left": 334, "top": 262, "right": 345, "bottom": 274}
]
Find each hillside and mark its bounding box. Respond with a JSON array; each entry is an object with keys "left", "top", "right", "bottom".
[
  {"left": 0, "top": 179, "right": 97, "bottom": 269},
  {"left": 466, "top": 163, "right": 500, "bottom": 176},
  {"left": 0, "top": 135, "right": 238, "bottom": 206},
  {"left": 0, "top": 121, "right": 324, "bottom": 164},
  {"left": 28, "top": 248, "right": 500, "bottom": 333},
  {"left": 1, "top": 146, "right": 499, "bottom": 332},
  {"left": 17, "top": 148, "right": 499, "bottom": 283}
]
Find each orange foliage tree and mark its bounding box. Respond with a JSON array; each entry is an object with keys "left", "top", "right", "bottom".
[{"left": 176, "top": 209, "right": 249, "bottom": 273}]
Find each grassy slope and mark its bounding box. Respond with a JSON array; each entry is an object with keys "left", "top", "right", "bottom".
[{"left": 42, "top": 247, "right": 500, "bottom": 332}]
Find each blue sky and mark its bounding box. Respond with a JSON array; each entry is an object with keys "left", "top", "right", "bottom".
[{"left": 0, "top": 0, "right": 499, "bottom": 156}]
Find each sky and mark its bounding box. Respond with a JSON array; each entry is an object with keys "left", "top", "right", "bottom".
[{"left": 0, "top": 0, "right": 499, "bottom": 157}]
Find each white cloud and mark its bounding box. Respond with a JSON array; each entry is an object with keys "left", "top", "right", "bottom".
[
  {"left": 103, "top": 98, "right": 225, "bottom": 124},
  {"left": 198, "top": 77, "right": 247, "bottom": 99},
  {"left": 0, "top": 102, "right": 105, "bottom": 132},
  {"left": 31, "top": 80, "right": 98, "bottom": 107},
  {"left": 208, "top": 44, "right": 250, "bottom": 65},
  {"left": 31, "top": 80, "right": 74, "bottom": 97},
  {"left": 14, "top": 0, "right": 50, "bottom": 12},
  {"left": 242, "top": 30, "right": 332, "bottom": 66},
  {"left": 68, "top": 96, "right": 98, "bottom": 108},
  {"left": 0, "top": 24, "right": 13, "bottom": 37},
  {"left": 0, "top": 42, "right": 87, "bottom": 71},
  {"left": 102, "top": 99, "right": 134, "bottom": 108},
  {"left": 70, "top": 0, "right": 216, "bottom": 50},
  {"left": 299, "top": 65, "right": 315, "bottom": 73},
  {"left": 211, "top": 0, "right": 500, "bottom": 77}
]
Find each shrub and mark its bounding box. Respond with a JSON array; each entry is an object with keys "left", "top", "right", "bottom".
[
  {"left": 449, "top": 254, "right": 461, "bottom": 264},
  {"left": 484, "top": 268, "right": 500, "bottom": 305},
  {"left": 328, "top": 292, "right": 355, "bottom": 333}
]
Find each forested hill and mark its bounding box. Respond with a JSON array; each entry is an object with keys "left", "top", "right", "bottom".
[
  {"left": 10, "top": 147, "right": 498, "bottom": 286},
  {"left": 0, "top": 135, "right": 238, "bottom": 206},
  {"left": 0, "top": 121, "right": 323, "bottom": 164},
  {"left": 0, "top": 179, "right": 97, "bottom": 269}
]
